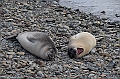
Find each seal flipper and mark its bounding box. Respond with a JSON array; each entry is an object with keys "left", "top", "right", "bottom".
[{"left": 27, "top": 36, "right": 37, "bottom": 43}]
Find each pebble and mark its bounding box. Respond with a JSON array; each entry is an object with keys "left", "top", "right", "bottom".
[
  {"left": 67, "top": 14, "right": 73, "bottom": 19},
  {"left": 34, "top": 60, "right": 45, "bottom": 66},
  {"left": 0, "top": 52, "right": 4, "bottom": 57},
  {"left": 99, "top": 52, "right": 111, "bottom": 57},
  {"left": 100, "top": 74, "right": 106, "bottom": 77},
  {"left": 114, "top": 44, "right": 120, "bottom": 47},
  {"left": 27, "top": 69, "right": 33, "bottom": 73},
  {"left": 17, "top": 52, "right": 25, "bottom": 55},
  {"left": 54, "top": 71, "right": 61, "bottom": 75},
  {"left": 45, "top": 18, "right": 55, "bottom": 23},
  {"left": 0, "top": 76, "right": 6, "bottom": 79},
  {"left": 74, "top": 67, "right": 79, "bottom": 71},
  {"left": 8, "top": 55, "right": 13, "bottom": 59},
  {"left": 7, "top": 71, "right": 16, "bottom": 74},
  {"left": 7, "top": 52, "right": 15, "bottom": 55},
  {"left": 37, "top": 71, "right": 44, "bottom": 77},
  {"left": 88, "top": 74, "right": 95, "bottom": 78}
]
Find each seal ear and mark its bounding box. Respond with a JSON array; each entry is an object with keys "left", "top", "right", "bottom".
[{"left": 27, "top": 36, "right": 36, "bottom": 43}]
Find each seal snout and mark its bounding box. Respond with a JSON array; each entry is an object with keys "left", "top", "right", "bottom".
[
  {"left": 68, "top": 47, "right": 76, "bottom": 58},
  {"left": 48, "top": 49, "right": 56, "bottom": 60}
]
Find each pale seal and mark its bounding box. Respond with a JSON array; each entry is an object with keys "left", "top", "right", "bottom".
[
  {"left": 16, "top": 32, "right": 57, "bottom": 60},
  {"left": 68, "top": 32, "right": 96, "bottom": 58}
]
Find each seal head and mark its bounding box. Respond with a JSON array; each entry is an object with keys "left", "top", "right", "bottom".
[
  {"left": 68, "top": 46, "right": 84, "bottom": 58},
  {"left": 68, "top": 32, "right": 96, "bottom": 58}
]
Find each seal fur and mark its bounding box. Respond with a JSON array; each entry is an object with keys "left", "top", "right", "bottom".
[
  {"left": 68, "top": 32, "right": 96, "bottom": 58},
  {"left": 16, "top": 32, "right": 57, "bottom": 60}
]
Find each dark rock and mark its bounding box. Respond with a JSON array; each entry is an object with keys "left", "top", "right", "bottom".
[
  {"left": 45, "top": 18, "right": 55, "bottom": 23},
  {"left": 54, "top": 71, "right": 61, "bottom": 75}
]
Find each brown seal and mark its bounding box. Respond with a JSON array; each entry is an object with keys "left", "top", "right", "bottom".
[
  {"left": 68, "top": 32, "right": 96, "bottom": 58},
  {"left": 16, "top": 32, "right": 57, "bottom": 60}
]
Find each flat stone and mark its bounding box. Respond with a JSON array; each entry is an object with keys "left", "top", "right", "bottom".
[
  {"left": 37, "top": 71, "right": 44, "bottom": 77},
  {"left": 99, "top": 52, "right": 111, "bottom": 57},
  {"left": 17, "top": 52, "right": 25, "bottom": 55},
  {"left": 7, "top": 52, "right": 15, "bottom": 55},
  {"left": 21, "top": 9, "right": 28, "bottom": 12},
  {"left": 34, "top": 60, "right": 45, "bottom": 67},
  {"left": 7, "top": 71, "right": 16, "bottom": 74},
  {"left": 54, "top": 71, "right": 61, "bottom": 75},
  {"left": 8, "top": 55, "right": 13, "bottom": 59}
]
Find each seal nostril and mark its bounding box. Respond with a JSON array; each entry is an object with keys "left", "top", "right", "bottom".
[
  {"left": 48, "top": 54, "right": 53, "bottom": 59},
  {"left": 70, "top": 48, "right": 73, "bottom": 51}
]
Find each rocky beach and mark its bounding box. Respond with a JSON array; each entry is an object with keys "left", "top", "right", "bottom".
[{"left": 0, "top": 0, "right": 120, "bottom": 79}]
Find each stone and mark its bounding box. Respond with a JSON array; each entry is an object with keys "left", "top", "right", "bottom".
[
  {"left": 27, "top": 69, "right": 32, "bottom": 73},
  {"left": 7, "top": 52, "right": 15, "bottom": 55},
  {"left": 7, "top": 71, "right": 16, "bottom": 74},
  {"left": 37, "top": 71, "right": 44, "bottom": 77},
  {"left": 21, "top": 9, "right": 28, "bottom": 12},
  {"left": 114, "top": 44, "right": 120, "bottom": 47},
  {"left": 88, "top": 74, "right": 95, "bottom": 78},
  {"left": 0, "top": 76, "right": 7, "bottom": 79},
  {"left": 99, "top": 52, "right": 111, "bottom": 57},
  {"left": 45, "top": 18, "right": 55, "bottom": 23},
  {"left": 100, "top": 74, "right": 106, "bottom": 77},
  {"left": 67, "top": 14, "right": 73, "bottom": 19},
  {"left": 17, "top": 52, "right": 25, "bottom": 55},
  {"left": 8, "top": 55, "right": 13, "bottom": 59},
  {"left": 54, "top": 71, "right": 61, "bottom": 75},
  {"left": 34, "top": 60, "right": 45, "bottom": 67}
]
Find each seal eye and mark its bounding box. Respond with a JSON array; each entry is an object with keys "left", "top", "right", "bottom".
[
  {"left": 68, "top": 47, "right": 76, "bottom": 58},
  {"left": 50, "top": 49, "right": 54, "bottom": 53}
]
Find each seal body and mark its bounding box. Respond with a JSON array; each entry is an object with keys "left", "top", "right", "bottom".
[
  {"left": 16, "top": 32, "right": 57, "bottom": 60},
  {"left": 68, "top": 32, "right": 96, "bottom": 58}
]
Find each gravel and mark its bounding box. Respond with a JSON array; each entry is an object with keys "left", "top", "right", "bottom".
[{"left": 0, "top": 0, "right": 120, "bottom": 79}]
